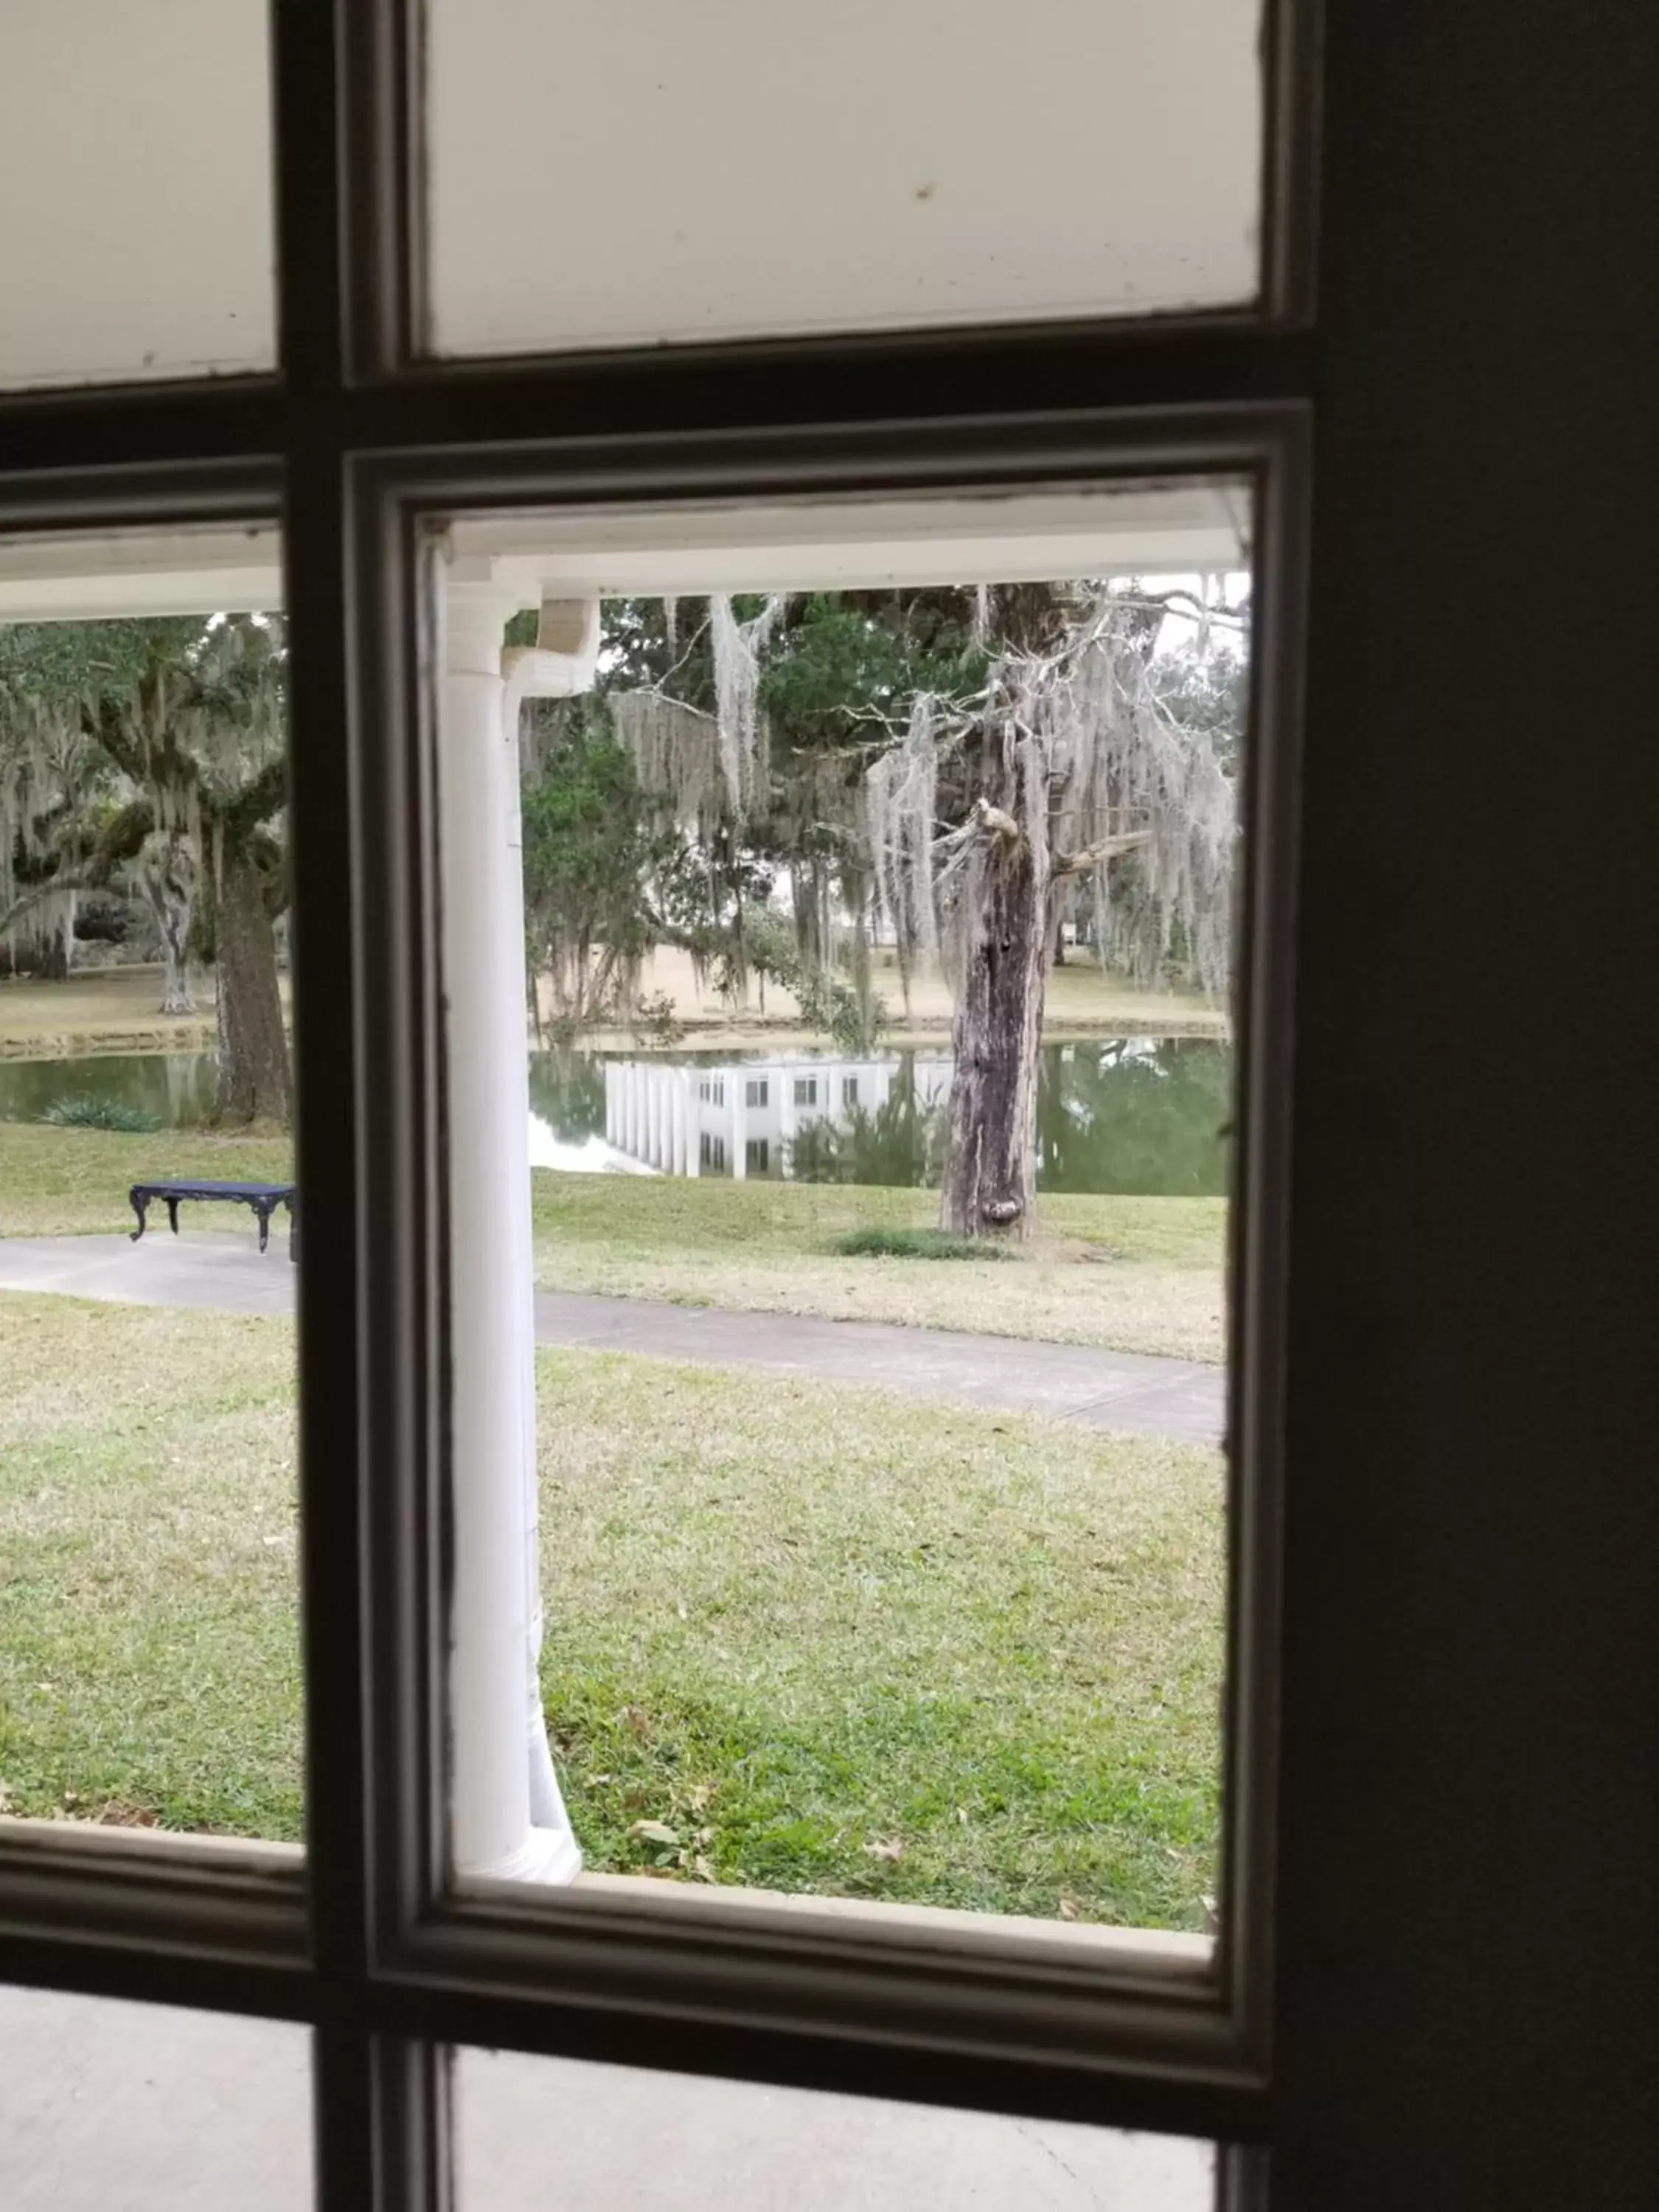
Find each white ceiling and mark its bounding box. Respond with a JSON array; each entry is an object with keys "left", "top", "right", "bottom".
[
  {"left": 0, "top": 485, "right": 1247, "bottom": 624},
  {"left": 446, "top": 483, "right": 1249, "bottom": 602}
]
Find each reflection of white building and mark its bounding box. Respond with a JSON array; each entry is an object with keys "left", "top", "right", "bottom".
[{"left": 603, "top": 1055, "right": 951, "bottom": 1178}]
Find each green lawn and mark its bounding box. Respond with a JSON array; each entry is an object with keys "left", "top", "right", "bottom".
[
  {"left": 534, "top": 1172, "right": 1226, "bottom": 1363},
  {"left": 0, "top": 1295, "right": 1222, "bottom": 1930},
  {"left": 0, "top": 1122, "right": 293, "bottom": 1239},
  {"left": 0, "top": 1295, "right": 302, "bottom": 1837},
  {"left": 0, "top": 1123, "right": 1226, "bottom": 1362}
]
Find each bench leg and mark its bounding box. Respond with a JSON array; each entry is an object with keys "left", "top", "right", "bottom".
[
  {"left": 166, "top": 1197, "right": 181, "bottom": 1236},
  {"left": 130, "top": 1194, "right": 148, "bottom": 1243},
  {"left": 254, "top": 1203, "right": 271, "bottom": 1255}
]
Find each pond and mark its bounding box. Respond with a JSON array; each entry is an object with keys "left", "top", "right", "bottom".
[{"left": 1, "top": 1037, "right": 1231, "bottom": 1197}]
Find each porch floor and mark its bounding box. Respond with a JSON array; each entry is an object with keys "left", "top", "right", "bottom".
[{"left": 0, "top": 1983, "right": 1214, "bottom": 2208}]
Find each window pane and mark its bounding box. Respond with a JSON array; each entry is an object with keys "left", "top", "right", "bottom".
[
  {"left": 456, "top": 2046, "right": 1217, "bottom": 2208},
  {"left": 0, "top": 3, "right": 274, "bottom": 389},
  {"left": 0, "top": 1987, "right": 309, "bottom": 2208},
  {"left": 427, "top": 482, "right": 1246, "bottom": 1941},
  {"left": 424, "top": 1, "right": 1262, "bottom": 358},
  {"left": 0, "top": 526, "right": 301, "bottom": 1847}
]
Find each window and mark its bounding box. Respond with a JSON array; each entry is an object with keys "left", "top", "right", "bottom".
[
  {"left": 0, "top": 1, "right": 275, "bottom": 389},
  {"left": 793, "top": 1075, "right": 818, "bottom": 1107},
  {"left": 843, "top": 1075, "right": 860, "bottom": 1107},
  {"left": 0, "top": 523, "right": 302, "bottom": 1851},
  {"left": 2, "top": 7, "right": 1640, "bottom": 2209},
  {"left": 422, "top": 0, "right": 1264, "bottom": 355},
  {"left": 745, "top": 1136, "right": 770, "bottom": 1174}
]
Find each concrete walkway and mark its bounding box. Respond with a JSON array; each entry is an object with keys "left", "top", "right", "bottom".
[
  {"left": 0, "top": 1233, "right": 1222, "bottom": 1442},
  {"left": 0, "top": 1984, "right": 1214, "bottom": 2210}
]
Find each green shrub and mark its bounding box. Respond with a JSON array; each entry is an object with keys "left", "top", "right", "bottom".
[
  {"left": 829, "top": 1225, "right": 1007, "bottom": 1262},
  {"left": 39, "top": 1094, "right": 161, "bottom": 1133}
]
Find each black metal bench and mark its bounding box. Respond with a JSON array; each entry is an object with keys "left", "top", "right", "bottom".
[{"left": 129, "top": 1179, "right": 297, "bottom": 1258}]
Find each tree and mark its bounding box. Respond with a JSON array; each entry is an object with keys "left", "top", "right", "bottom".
[
  {"left": 520, "top": 709, "right": 665, "bottom": 1036},
  {"left": 871, "top": 585, "right": 1235, "bottom": 1239},
  {"left": 101, "top": 617, "right": 290, "bottom": 1123},
  {"left": 596, "top": 579, "right": 1237, "bottom": 1239},
  {"left": 1, "top": 614, "right": 291, "bottom": 1122},
  {"left": 0, "top": 626, "right": 111, "bottom": 980}
]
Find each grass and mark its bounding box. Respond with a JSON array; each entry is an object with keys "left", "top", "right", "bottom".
[
  {"left": 533, "top": 1172, "right": 1226, "bottom": 1364},
  {"left": 0, "top": 1121, "right": 1225, "bottom": 1363},
  {"left": 830, "top": 1226, "right": 1006, "bottom": 1262},
  {"left": 0, "top": 964, "right": 224, "bottom": 1060},
  {"left": 0, "top": 1122, "right": 293, "bottom": 1239},
  {"left": 0, "top": 1298, "right": 1222, "bottom": 1929},
  {"left": 577, "top": 944, "right": 1229, "bottom": 1048},
  {"left": 539, "top": 1351, "right": 1222, "bottom": 1928},
  {"left": 38, "top": 1094, "right": 161, "bottom": 1133},
  {"left": 0, "top": 1295, "right": 302, "bottom": 1837},
  {"left": 0, "top": 955, "right": 1219, "bottom": 1063}
]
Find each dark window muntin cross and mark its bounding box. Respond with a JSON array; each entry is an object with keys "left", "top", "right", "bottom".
[{"left": 0, "top": 0, "right": 1324, "bottom": 2205}]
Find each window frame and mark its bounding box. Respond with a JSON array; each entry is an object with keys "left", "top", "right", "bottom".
[{"left": 346, "top": 414, "right": 1301, "bottom": 2117}]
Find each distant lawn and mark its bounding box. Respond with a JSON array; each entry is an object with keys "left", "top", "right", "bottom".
[
  {"left": 0, "top": 964, "right": 222, "bottom": 1059},
  {"left": 532, "top": 1172, "right": 1226, "bottom": 1363},
  {"left": 0, "top": 1297, "right": 1221, "bottom": 1930},
  {"left": 0, "top": 1123, "right": 1225, "bottom": 1362},
  {"left": 0, "top": 1122, "right": 292, "bottom": 1239}
]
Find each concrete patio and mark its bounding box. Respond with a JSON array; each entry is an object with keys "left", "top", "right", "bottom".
[{"left": 0, "top": 1984, "right": 1214, "bottom": 2209}]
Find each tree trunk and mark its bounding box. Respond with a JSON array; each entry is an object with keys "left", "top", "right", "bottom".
[
  {"left": 140, "top": 837, "right": 198, "bottom": 1015},
  {"left": 939, "top": 825, "right": 1046, "bottom": 1242},
  {"left": 212, "top": 848, "right": 290, "bottom": 1124},
  {"left": 35, "top": 926, "right": 69, "bottom": 981}
]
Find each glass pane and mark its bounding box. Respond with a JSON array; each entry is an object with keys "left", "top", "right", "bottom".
[
  {"left": 425, "top": 484, "right": 1247, "bottom": 1941},
  {"left": 0, "top": 1987, "right": 309, "bottom": 2208},
  {"left": 424, "top": 1, "right": 1262, "bottom": 358},
  {"left": 456, "top": 2046, "right": 1217, "bottom": 2208},
  {"left": 0, "top": 526, "right": 301, "bottom": 1847},
  {"left": 0, "top": 3, "right": 275, "bottom": 389}
]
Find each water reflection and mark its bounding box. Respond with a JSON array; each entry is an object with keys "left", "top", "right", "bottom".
[
  {"left": 530, "top": 1039, "right": 1230, "bottom": 1197},
  {"left": 0, "top": 1051, "right": 218, "bottom": 1127},
  {"left": 0, "top": 1038, "right": 1231, "bottom": 1197}
]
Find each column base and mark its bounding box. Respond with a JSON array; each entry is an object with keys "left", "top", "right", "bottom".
[{"left": 459, "top": 1823, "right": 583, "bottom": 1888}]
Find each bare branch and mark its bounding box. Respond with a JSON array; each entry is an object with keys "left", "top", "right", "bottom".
[
  {"left": 971, "top": 796, "right": 1021, "bottom": 841},
  {"left": 1051, "top": 829, "right": 1152, "bottom": 878}
]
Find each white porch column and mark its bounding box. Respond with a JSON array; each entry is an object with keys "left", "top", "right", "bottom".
[
  {"left": 669, "top": 1068, "right": 688, "bottom": 1175},
  {"left": 439, "top": 573, "right": 594, "bottom": 1887},
  {"left": 779, "top": 1068, "right": 798, "bottom": 1176},
  {"left": 683, "top": 1068, "right": 700, "bottom": 1177},
  {"left": 731, "top": 1078, "right": 748, "bottom": 1178},
  {"left": 647, "top": 1064, "right": 664, "bottom": 1168},
  {"left": 605, "top": 1062, "right": 618, "bottom": 1146}
]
